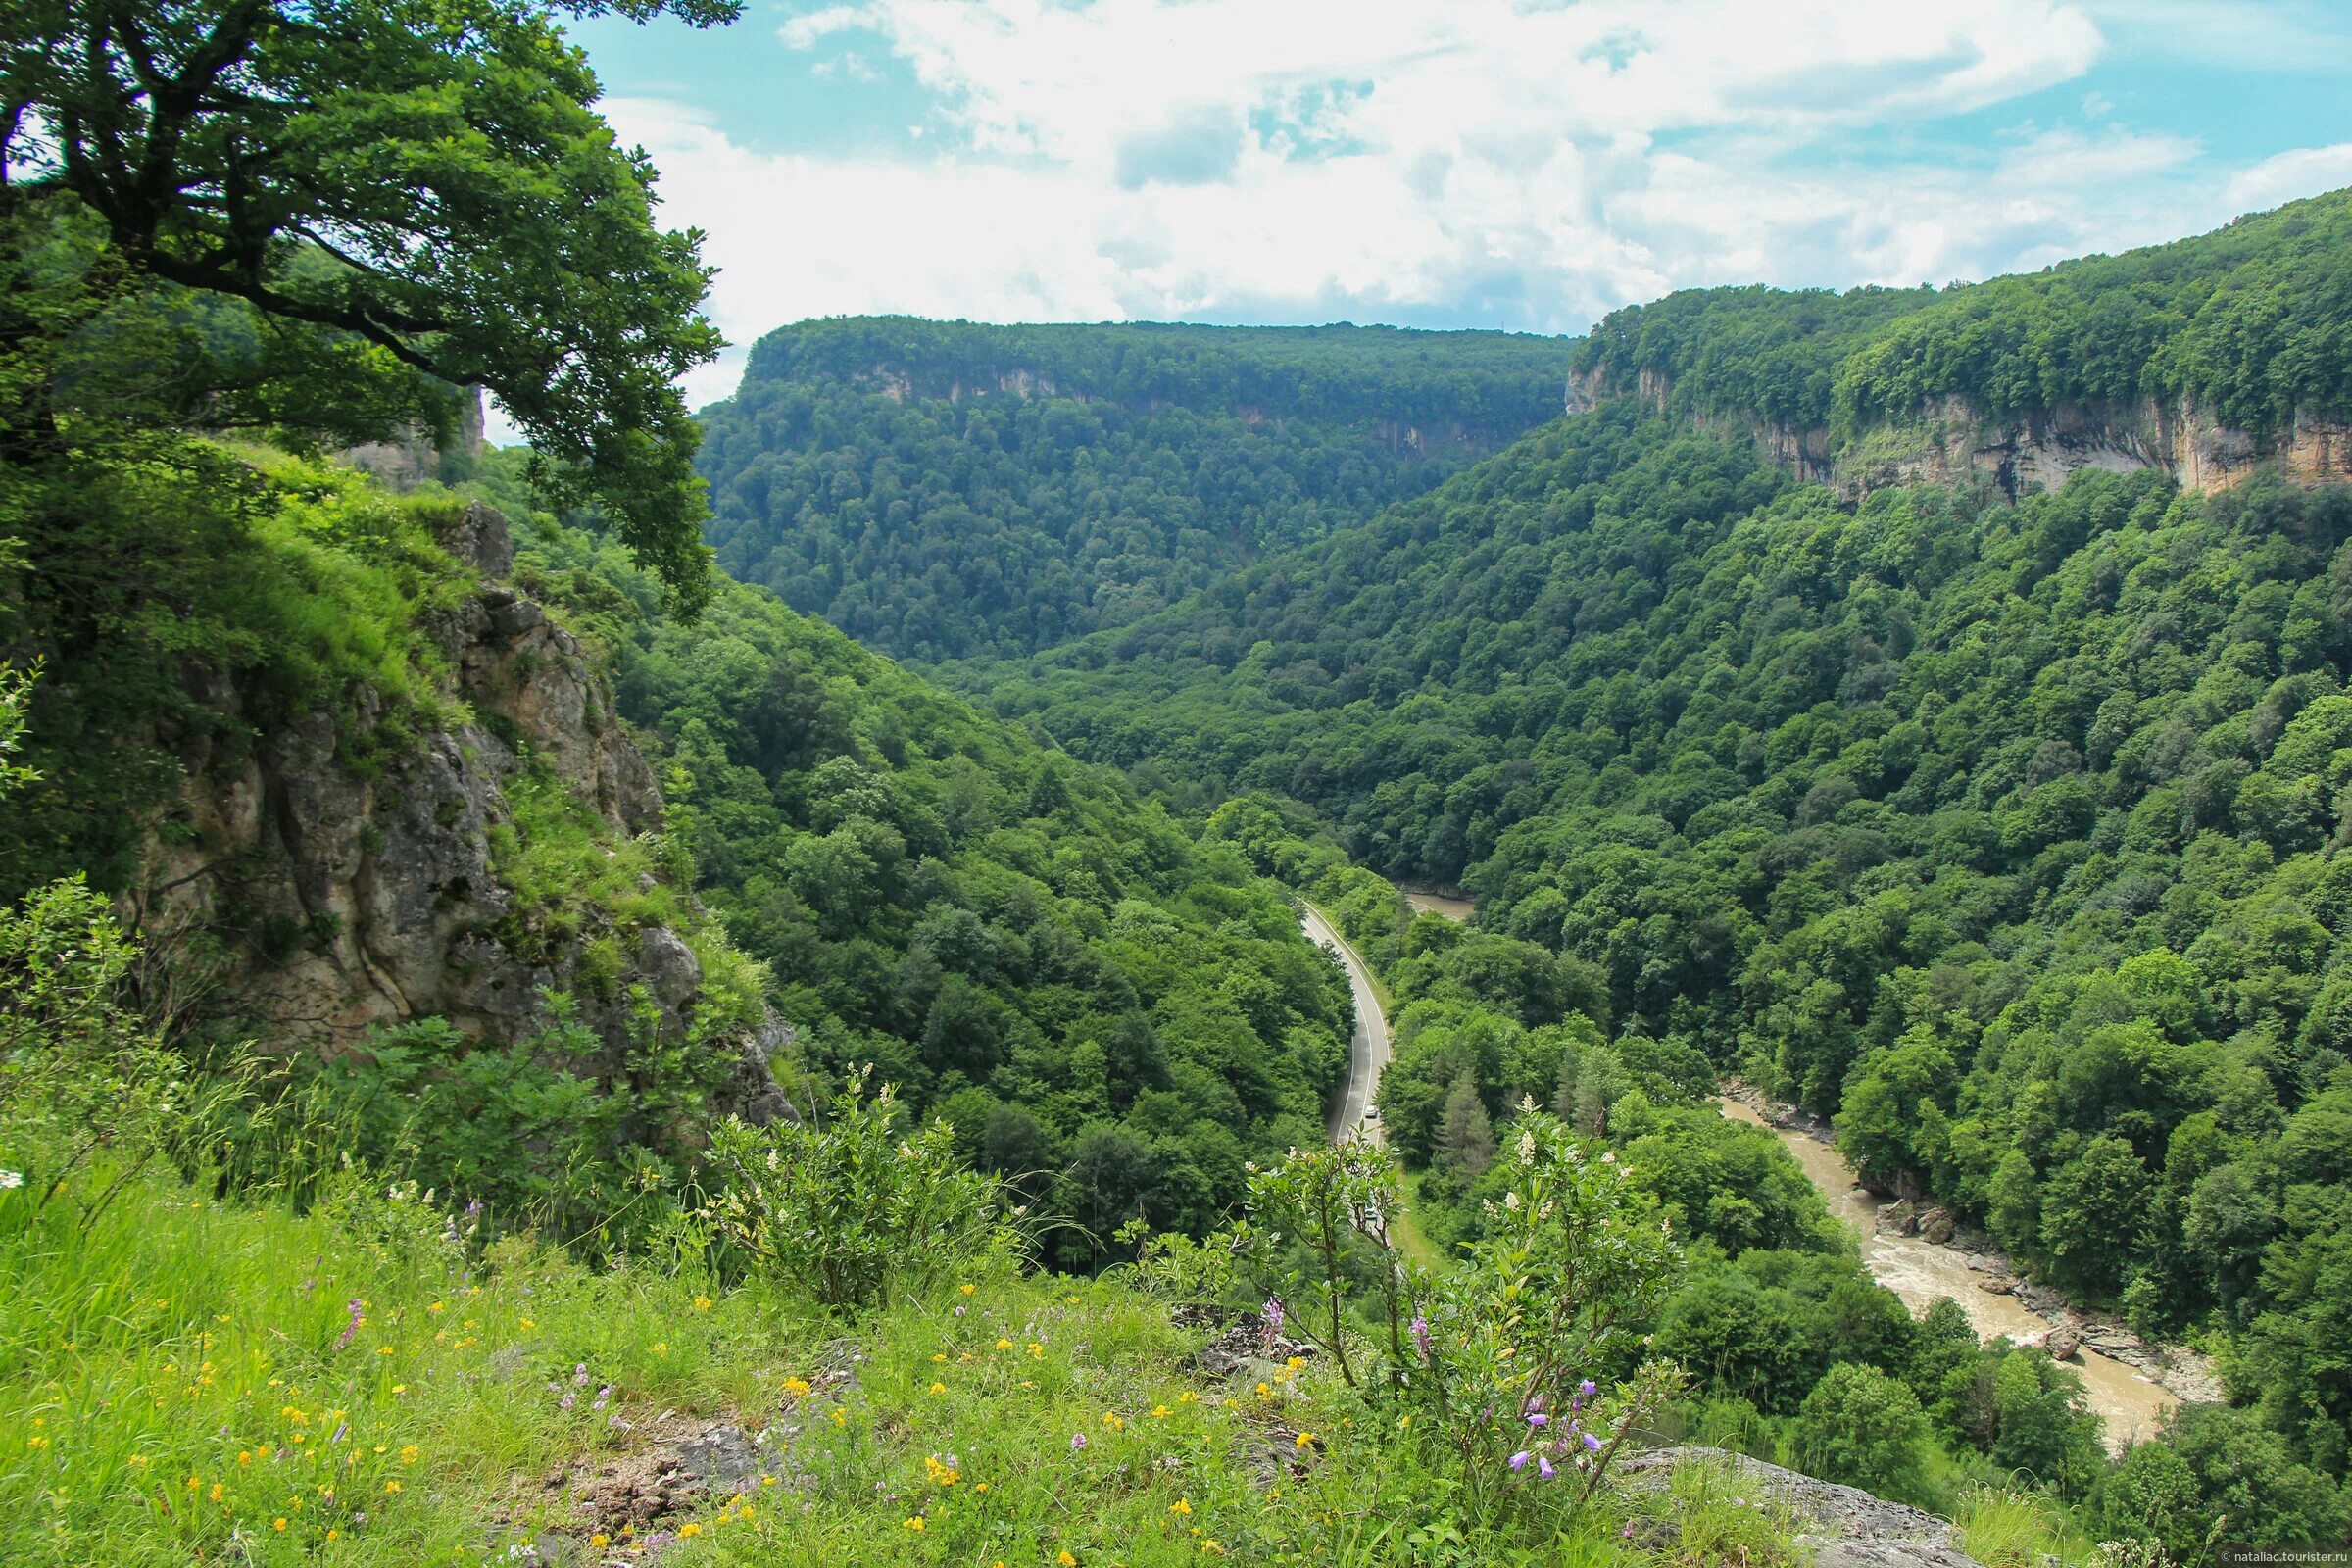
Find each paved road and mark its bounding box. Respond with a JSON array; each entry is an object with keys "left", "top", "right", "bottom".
[{"left": 1300, "top": 904, "right": 1390, "bottom": 1144}]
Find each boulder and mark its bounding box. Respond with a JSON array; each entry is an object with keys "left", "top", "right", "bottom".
[
  {"left": 1616, "top": 1448, "right": 1984, "bottom": 1568},
  {"left": 2042, "top": 1326, "right": 2081, "bottom": 1361},
  {"left": 1918, "top": 1207, "right": 1957, "bottom": 1245}
]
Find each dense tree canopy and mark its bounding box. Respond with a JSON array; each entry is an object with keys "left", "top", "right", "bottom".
[
  {"left": 3, "top": 0, "right": 731, "bottom": 604},
  {"left": 923, "top": 197, "right": 2352, "bottom": 1491},
  {"left": 693, "top": 318, "right": 1570, "bottom": 658},
  {"left": 1571, "top": 189, "right": 2352, "bottom": 442}
]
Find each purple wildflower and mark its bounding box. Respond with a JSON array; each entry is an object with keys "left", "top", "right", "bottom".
[
  {"left": 336, "top": 1298, "right": 364, "bottom": 1350},
  {"left": 573, "top": 1364, "right": 591, "bottom": 1386},
  {"left": 1527, "top": 1412, "right": 1549, "bottom": 1428},
  {"left": 560, "top": 1392, "right": 575, "bottom": 1411},
  {"left": 1580, "top": 1379, "right": 1597, "bottom": 1397},
  {"left": 1508, "top": 1451, "right": 1531, "bottom": 1472},
  {"left": 329, "top": 1424, "right": 348, "bottom": 1446},
  {"left": 1539, "top": 1456, "right": 1557, "bottom": 1480},
  {"left": 1584, "top": 1432, "right": 1603, "bottom": 1452},
  {"left": 1410, "top": 1315, "right": 1431, "bottom": 1360},
  {"left": 1071, "top": 1434, "right": 1088, "bottom": 1451}
]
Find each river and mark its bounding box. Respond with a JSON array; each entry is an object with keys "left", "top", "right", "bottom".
[
  {"left": 1714, "top": 1097, "right": 2173, "bottom": 1450},
  {"left": 1341, "top": 885, "right": 2170, "bottom": 1445},
  {"left": 1404, "top": 890, "right": 1477, "bottom": 922}
]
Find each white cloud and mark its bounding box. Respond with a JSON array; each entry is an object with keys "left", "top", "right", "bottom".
[
  {"left": 578, "top": 0, "right": 2332, "bottom": 414},
  {"left": 2226, "top": 143, "right": 2352, "bottom": 214}
]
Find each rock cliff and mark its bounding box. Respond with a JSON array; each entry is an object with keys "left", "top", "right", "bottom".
[
  {"left": 1569, "top": 367, "right": 2352, "bottom": 501},
  {"left": 130, "top": 500, "right": 791, "bottom": 1125}
]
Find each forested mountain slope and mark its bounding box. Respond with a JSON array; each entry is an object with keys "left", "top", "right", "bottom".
[
  {"left": 1570, "top": 190, "right": 2352, "bottom": 497},
  {"left": 943, "top": 195, "right": 2352, "bottom": 1481},
  {"left": 693, "top": 318, "right": 1570, "bottom": 659}
]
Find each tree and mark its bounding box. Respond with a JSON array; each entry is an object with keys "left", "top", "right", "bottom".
[
  {"left": 1435, "top": 1067, "right": 1495, "bottom": 1179},
  {"left": 1792, "top": 1362, "right": 1935, "bottom": 1504},
  {"left": 3, "top": 0, "right": 737, "bottom": 606},
  {"left": 2042, "top": 1134, "right": 2153, "bottom": 1296}
]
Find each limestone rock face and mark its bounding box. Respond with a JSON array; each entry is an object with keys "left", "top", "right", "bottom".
[
  {"left": 133, "top": 503, "right": 788, "bottom": 1124},
  {"left": 1617, "top": 1447, "right": 1986, "bottom": 1568},
  {"left": 1571, "top": 367, "right": 2352, "bottom": 502}
]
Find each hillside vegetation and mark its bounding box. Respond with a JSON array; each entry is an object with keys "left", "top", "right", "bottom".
[
  {"left": 694, "top": 318, "right": 1570, "bottom": 659},
  {"left": 1571, "top": 189, "right": 2352, "bottom": 441},
  {"left": 948, "top": 196, "right": 2352, "bottom": 1499}
]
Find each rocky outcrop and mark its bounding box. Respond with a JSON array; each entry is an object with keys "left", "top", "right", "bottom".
[
  {"left": 1571, "top": 368, "right": 2352, "bottom": 502},
  {"left": 1617, "top": 1447, "right": 1985, "bottom": 1568},
  {"left": 131, "top": 501, "right": 790, "bottom": 1125},
  {"left": 341, "top": 386, "right": 488, "bottom": 489}
]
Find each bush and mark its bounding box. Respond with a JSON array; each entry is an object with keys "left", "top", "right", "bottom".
[
  {"left": 1232, "top": 1111, "right": 1687, "bottom": 1524},
  {"left": 701, "top": 1069, "right": 1016, "bottom": 1308},
  {"left": 1792, "top": 1361, "right": 1936, "bottom": 1504}
]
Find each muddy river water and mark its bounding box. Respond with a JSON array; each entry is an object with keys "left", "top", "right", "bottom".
[{"left": 1714, "top": 1097, "right": 2174, "bottom": 1450}]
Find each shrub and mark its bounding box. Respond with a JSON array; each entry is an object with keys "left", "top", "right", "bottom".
[
  {"left": 1231, "top": 1109, "right": 1687, "bottom": 1524},
  {"left": 1793, "top": 1361, "right": 1936, "bottom": 1505},
  {"left": 701, "top": 1069, "right": 1016, "bottom": 1308}
]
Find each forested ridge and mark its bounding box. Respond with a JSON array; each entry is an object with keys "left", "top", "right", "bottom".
[
  {"left": 6, "top": 0, "right": 2351, "bottom": 1548},
  {"left": 693, "top": 317, "right": 1570, "bottom": 659},
  {"left": 929, "top": 193, "right": 2352, "bottom": 1511},
  {"left": 1570, "top": 188, "right": 2352, "bottom": 441},
  {"left": 489, "top": 473, "right": 1358, "bottom": 1266}
]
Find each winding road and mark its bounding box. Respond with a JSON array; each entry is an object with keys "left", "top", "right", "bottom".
[{"left": 1300, "top": 904, "right": 1391, "bottom": 1144}]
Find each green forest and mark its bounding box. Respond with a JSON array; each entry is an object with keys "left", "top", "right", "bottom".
[
  {"left": 6, "top": 0, "right": 2352, "bottom": 1558},
  {"left": 1569, "top": 190, "right": 2352, "bottom": 440},
  {"left": 694, "top": 318, "right": 1570, "bottom": 659}
]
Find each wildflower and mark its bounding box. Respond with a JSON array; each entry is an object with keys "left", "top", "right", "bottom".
[
  {"left": 274, "top": 1518, "right": 288, "bottom": 1532},
  {"left": 1294, "top": 1432, "right": 1315, "bottom": 1449},
  {"left": 1059, "top": 1552, "right": 1079, "bottom": 1566},
  {"left": 1516, "top": 1130, "right": 1536, "bottom": 1166},
  {"left": 0, "top": 1170, "right": 21, "bottom": 1190},
  {"left": 1409, "top": 1315, "right": 1431, "bottom": 1360},
  {"left": 1070, "top": 1434, "right": 1088, "bottom": 1451},
  {"left": 996, "top": 1339, "right": 1014, "bottom": 1351},
  {"left": 783, "top": 1377, "right": 812, "bottom": 1397},
  {"left": 959, "top": 1283, "right": 976, "bottom": 1296},
  {"left": 829, "top": 1407, "right": 847, "bottom": 1428},
  {"left": 401, "top": 1446, "right": 420, "bottom": 1465},
  {"left": 1508, "top": 1450, "right": 1530, "bottom": 1472},
  {"left": 1584, "top": 1432, "right": 1603, "bottom": 1452},
  {"left": 1579, "top": 1380, "right": 1597, "bottom": 1397},
  {"left": 903, "top": 1516, "right": 924, "bottom": 1531},
  {"left": 679, "top": 1522, "right": 705, "bottom": 1538},
  {"left": 1152, "top": 1405, "right": 1172, "bottom": 1419},
  {"left": 591, "top": 1535, "right": 610, "bottom": 1548},
  {"left": 1169, "top": 1497, "right": 1193, "bottom": 1516},
  {"left": 384, "top": 1480, "right": 403, "bottom": 1494},
  {"left": 928, "top": 1381, "right": 947, "bottom": 1396},
  {"left": 693, "top": 1296, "right": 712, "bottom": 1312},
  {"left": 1539, "top": 1456, "right": 1556, "bottom": 1479},
  {"left": 1527, "top": 1413, "right": 1548, "bottom": 1428}
]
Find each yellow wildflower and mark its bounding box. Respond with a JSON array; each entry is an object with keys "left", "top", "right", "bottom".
[
  {"left": 903, "top": 1515, "right": 925, "bottom": 1531},
  {"left": 1169, "top": 1497, "right": 1193, "bottom": 1516}
]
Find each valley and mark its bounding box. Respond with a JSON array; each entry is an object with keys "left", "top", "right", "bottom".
[{"left": 5, "top": 16, "right": 2351, "bottom": 1551}]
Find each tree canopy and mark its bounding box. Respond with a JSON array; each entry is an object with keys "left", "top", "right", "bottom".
[{"left": 3, "top": 0, "right": 733, "bottom": 606}]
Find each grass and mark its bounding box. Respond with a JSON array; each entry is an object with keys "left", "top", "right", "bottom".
[{"left": 0, "top": 1159, "right": 1975, "bottom": 1568}]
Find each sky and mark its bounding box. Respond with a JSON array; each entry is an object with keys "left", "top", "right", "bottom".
[{"left": 563, "top": 0, "right": 2352, "bottom": 414}]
